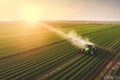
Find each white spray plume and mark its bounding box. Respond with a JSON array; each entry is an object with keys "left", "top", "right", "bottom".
[
  {"left": 40, "top": 23, "right": 94, "bottom": 48},
  {"left": 67, "top": 31, "right": 94, "bottom": 48}
]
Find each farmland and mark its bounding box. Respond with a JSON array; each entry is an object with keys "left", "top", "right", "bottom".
[{"left": 0, "top": 22, "right": 120, "bottom": 80}]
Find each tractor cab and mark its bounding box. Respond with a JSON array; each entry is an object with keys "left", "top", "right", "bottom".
[{"left": 82, "top": 44, "right": 96, "bottom": 55}]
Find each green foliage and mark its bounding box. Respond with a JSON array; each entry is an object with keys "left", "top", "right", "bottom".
[{"left": 0, "top": 23, "right": 120, "bottom": 80}]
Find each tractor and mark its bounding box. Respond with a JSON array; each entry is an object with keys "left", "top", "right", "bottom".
[{"left": 81, "top": 44, "right": 96, "bottom": 55}]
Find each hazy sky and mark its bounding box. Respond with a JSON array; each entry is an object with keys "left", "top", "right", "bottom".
[{"left": 0, "top": 0, "right": 120, "bottom": 21}]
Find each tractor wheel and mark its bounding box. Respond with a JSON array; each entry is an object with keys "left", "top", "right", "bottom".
[{"left": 90, "top": 50, "right": 94, "bottom": 55}]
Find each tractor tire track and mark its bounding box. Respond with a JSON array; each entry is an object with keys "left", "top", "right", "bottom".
[{"left": 88, "top": 48, "right": 120, "bottom": 80}]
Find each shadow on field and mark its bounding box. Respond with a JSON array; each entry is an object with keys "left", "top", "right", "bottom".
[
  {"left": 92, "top": 47, "right": 112, "bottom": 59},
  {"left": 95, "top": 48, "right": 112, "bottom": 59},
  {"left": 80, "top": 47, "right": 112, "bottom": 59}
]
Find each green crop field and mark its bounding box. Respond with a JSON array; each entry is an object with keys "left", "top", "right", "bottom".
[{"left": 0, "top": 22, "right": 120, "bottom": 80}]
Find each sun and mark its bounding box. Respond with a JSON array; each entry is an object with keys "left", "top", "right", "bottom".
[{"left": 21, "top": 5, "right": 40, "bottom": 24}]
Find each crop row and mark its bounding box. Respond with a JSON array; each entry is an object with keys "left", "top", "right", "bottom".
[{"left": 0, "top": 24, "right": 119, "bottom": 80}]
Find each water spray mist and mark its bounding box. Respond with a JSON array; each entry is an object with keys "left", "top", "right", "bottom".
[{"left": 40, "top": 23, "right": 94, "bottom": 48}]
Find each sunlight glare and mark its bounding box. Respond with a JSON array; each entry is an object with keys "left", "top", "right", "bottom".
[{"left": 21, "top": 4, "right": 40, "bottom": 24}]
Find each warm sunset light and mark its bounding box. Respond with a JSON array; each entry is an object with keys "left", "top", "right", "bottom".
[
  {"left": 21, "top": 4, "right": 40, "bottom": 24},
  {"left": 0, "top": 0, "right": 120, "bottom": 80}
]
